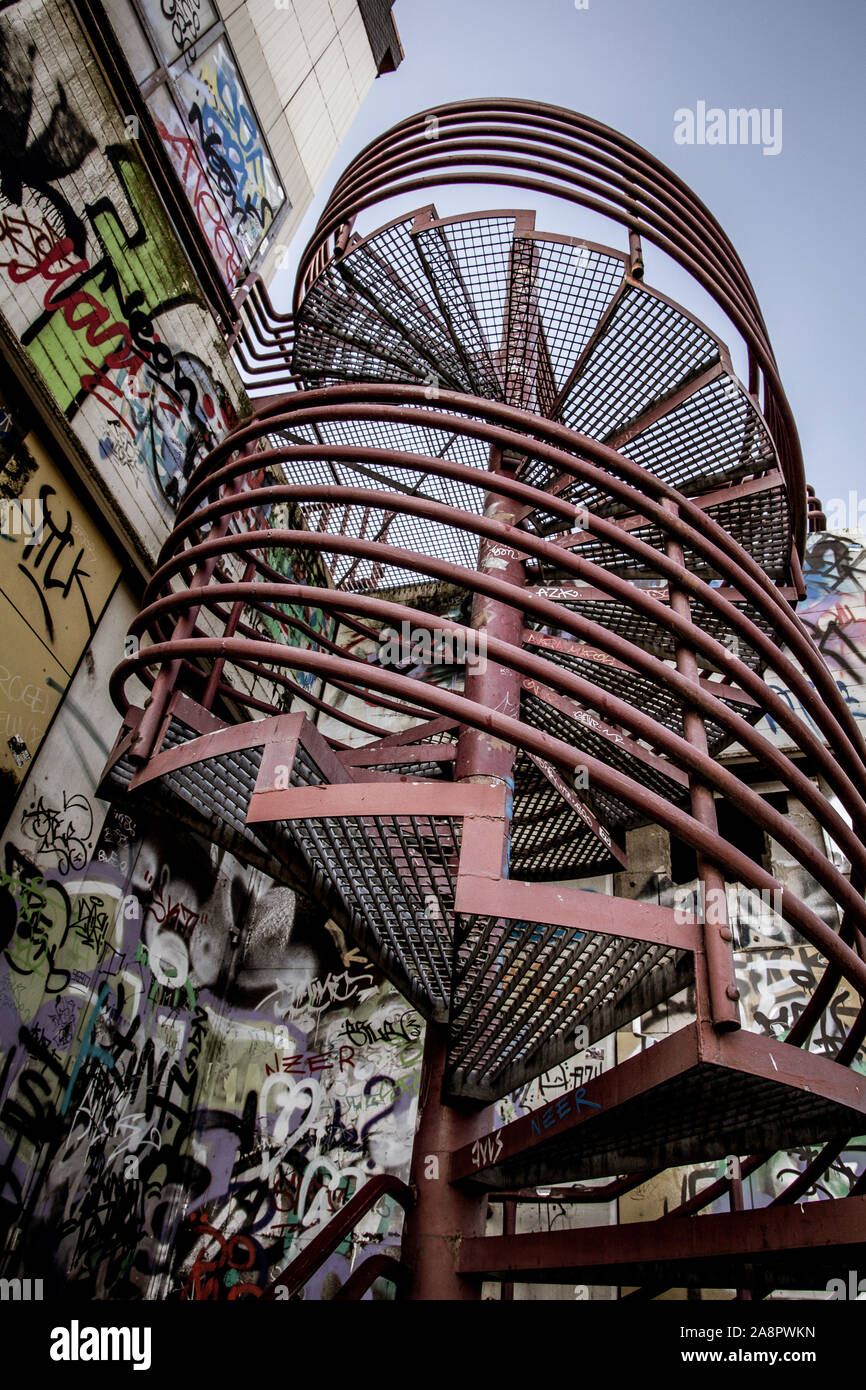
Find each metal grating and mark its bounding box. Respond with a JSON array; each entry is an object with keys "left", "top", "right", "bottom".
[
  {"left": 448, "top": 911, "right": 679, "bottom": 1092},
  {"left": 412, "top": 220, "right": 507, "bottom": 397},
  {"left": 522, "top": 643, "right": 752, "bottom": 753},
  {"left": 342, "top": 221, "right": 485, "bottom": 388},
  {"left": 556, "top": 284, "right": 720, "bottom": 441},
  {"left": 519, "top": 377, "right": 781, "bottom": 521},
  {"left": 524, "top": 594, "right": 770, "bottom": 674},
  {"left": 521, "top": 687, "right": 688, "bottom": 807},
  {"left": 520, "top": 235, "right": 626, "bottom": 391},
  {"left": 294, "top": 215, "right": 628, "bottom": 412},
  {"left": 510, "top": 756, "right": 618, "bottom": 880},
  {"left": 526, "top": 483, "right": 792, "bottom": 584},
  {"left": 414, "top": 216, "right": 518, "bottom": 382},
  {"left": 618, "top": 376, "right": 779, "bottom": 495},
  {"left": 283, "top": 811, "right": 461, "bottom": 1011}
]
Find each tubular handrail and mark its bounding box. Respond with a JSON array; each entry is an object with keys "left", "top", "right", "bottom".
[
  {"left": 263, "top": 1173, "right": 414, "bottom": 1300},
  {"left": 172, "top": 389, "right": 859, "bottom": 768},
  {"left": 333, "top": 1253, "right": 411, "bottom": 1300},
  {"left": 291, "top": 101, "right": 804, "bottom": 549}
]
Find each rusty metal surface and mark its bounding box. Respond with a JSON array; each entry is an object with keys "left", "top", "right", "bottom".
[
  {"left": 103, "top": 100, "right": 866, "bottom": 1293},
  {"left": 105, "top": 384, "right": 866, "bottom": 1098},
  {"left": 455, "top": 1192, "right": 866, "bottom": 1289}
]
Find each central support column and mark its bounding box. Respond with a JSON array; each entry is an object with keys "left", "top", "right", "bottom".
[
  {"left": 664, "top": 502, "right": 740, "bottom": 1031},
  {"left": 402, "top": 1024, "right": 492, "bottom": 1300},
  {"left": 403, "top": 227, "right": 537, "bottom": 1300},
  {"left": 454, "top": 220, "right": 538, "bottom": 806},
  {"left": 453, "top": 449, "right": 527, "bottom": 802},
  {"left": 403, "top": 454, "right": 528, "bottom": 1301}
]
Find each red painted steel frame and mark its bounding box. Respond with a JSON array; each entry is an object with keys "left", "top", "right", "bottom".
[
  {"left": 292, "top": 100, "right": 805, "bottom": 547},
  {"left": 455, "top": 1193, "right": 866, "bottom": 1284},
  {"left": 173, "top": 389, "right": 856, "bottom": 764},
  {"left": 107, "top": 100, "right": 866, "bottom": 1299}
]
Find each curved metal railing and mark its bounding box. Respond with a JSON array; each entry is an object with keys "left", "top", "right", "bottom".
[
  {"left": 111, "top": 390, "right": 866, "bottom": 1085},
  {"left": 107, "top": 102, "right": 865, "bottom": 1291},
  {"left": 291, "top": 101, "right": 804, "bottom": 549}
]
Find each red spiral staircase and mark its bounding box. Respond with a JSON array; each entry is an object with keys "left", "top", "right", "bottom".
[{"left": 101, "top": 102, "right": 866, "bottom": 1299}]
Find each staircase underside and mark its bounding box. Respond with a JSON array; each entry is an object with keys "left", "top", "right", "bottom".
[
  {"left": 100, "top": 700, "right": 699, "bottom": 1101},
  {"left": 451, "top": 1024, "right": 866, "bottom": 1187},
  {"left": 456, "top": 1193, "right": 866, "bottom": 1292},
  {"left": 107, "top": 108, "right": 866, "bottom": 1296}
]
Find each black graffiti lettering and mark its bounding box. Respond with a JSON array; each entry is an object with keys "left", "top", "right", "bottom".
[
  {"left": 1, "top": 1065, "right": 54, "bottom": 1148},
  {"left": 18, "top": 486, "right": 95, "bottom": 640},
  {"left": 185, "top": 1005, "right": 208, "bottom": 1076},
  {"left": 161, "top": 0, "right": 204, "bottom": 55},
  {"left": 320, "top": 1099, "right": 361, "bottom": 1156},
  {"left": 91, "top": 271, "right": 158, "bottom": 365},
  {"left": 20, "top": 791, "right": 94, "bottom": 876},
  {"left": 0, "top": 20, "right": 96, "bottom": 257},
  {"left": 187, "top": 102, "right": 268, "bottom": 232},
  {"left": 173, "top": 360, "right": 199, "bottom": 417}
]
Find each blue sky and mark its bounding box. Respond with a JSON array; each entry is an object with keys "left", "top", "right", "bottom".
[{"left": 273, "top": 0, "right": 865, "bottom": 503}]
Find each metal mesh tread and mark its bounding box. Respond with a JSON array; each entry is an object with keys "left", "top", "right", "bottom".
[
  {"left": 521, "top": 687, "right": 687, "bottom": 807},
  {"left": 522, "top": 642, "right": 755, "bottom": 754},
  {"left": 510, "top": 764, "right": 621, "bottom": 879},
  {"left": 294, "top": 213, "right": 627, "bottom": 405},
  {"left": 556, "top": 283, "right": 720, "bottom": 441},
  {"left": 281, "top": 810, "right": 460, "bottom": 1014},
  {"left": 458, "top": 1049, "right": 866, "bottom": 1188},
  {"left": 525, "top": 481, "right": 792, "bottom": 584},
  {"left": 524, "top": 595, "right": 772, "bottom": 674},
  {"left": 448, "top": 917, "right": 679, "bottom": 1094}
]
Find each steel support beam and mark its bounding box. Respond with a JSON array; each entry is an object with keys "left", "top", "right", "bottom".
[
  {"left": 400, "top": 1025, "right": 492, "bottom": 1300},
  {"left": 450, "top": 1023, "right": 866, "bottom": 1188},
  {"left": 455, "top": 1193, "right": 866, "bottom": 1287}
]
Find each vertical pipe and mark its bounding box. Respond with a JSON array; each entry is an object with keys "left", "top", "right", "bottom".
[
  {"left": 727, "top": 1157, "right": 753, "bottom": 1300},
  {"left": 401, "top": 1023, "right": 491, "bottom": 1300},
  {"left": 404, "top": 231, "right": 540, "bottom": 1299},
  {"left": 453, "top": 225, "right": 538, "bottom": 800},
  {"left": 402, "top": 450, "right": 525, "bottom": 1301},
  {"left": 453, "top": 446, "right": 526, "bottom": 804},
  {"left": 501, "top": 1200, "right": 516, "bottom": 1300},
  {"left": 664, "top": 501, "right": 740, "bottom": 1030},
  {"left": 628, "top": 228, "right": 644, "bottom": 280}
]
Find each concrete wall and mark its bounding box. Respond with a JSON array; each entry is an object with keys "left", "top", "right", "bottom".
[
  {"left": 0, "top": 0, "right": 248, "bottom": 566},
  {"left": 0, "top": 555, "right": 423, "bottom": 1299}
]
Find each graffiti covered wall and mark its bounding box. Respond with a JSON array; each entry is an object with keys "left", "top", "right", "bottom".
[
  {"left": 156, "top": 34, "right": 287, "bottom": 280},
  {"left": 0, "top": 587, "right": 423, "bottom": 1298},
  {"left": 0, "top": 0, "right": 247, "bottom": 562},
  {"left": 0, "top": 407, "right": 121, "bottom": 814}
]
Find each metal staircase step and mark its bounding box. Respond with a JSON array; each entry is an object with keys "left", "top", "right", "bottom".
[{"left": 451, "top": 1025, "right": 866, "bottom": 1188}]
